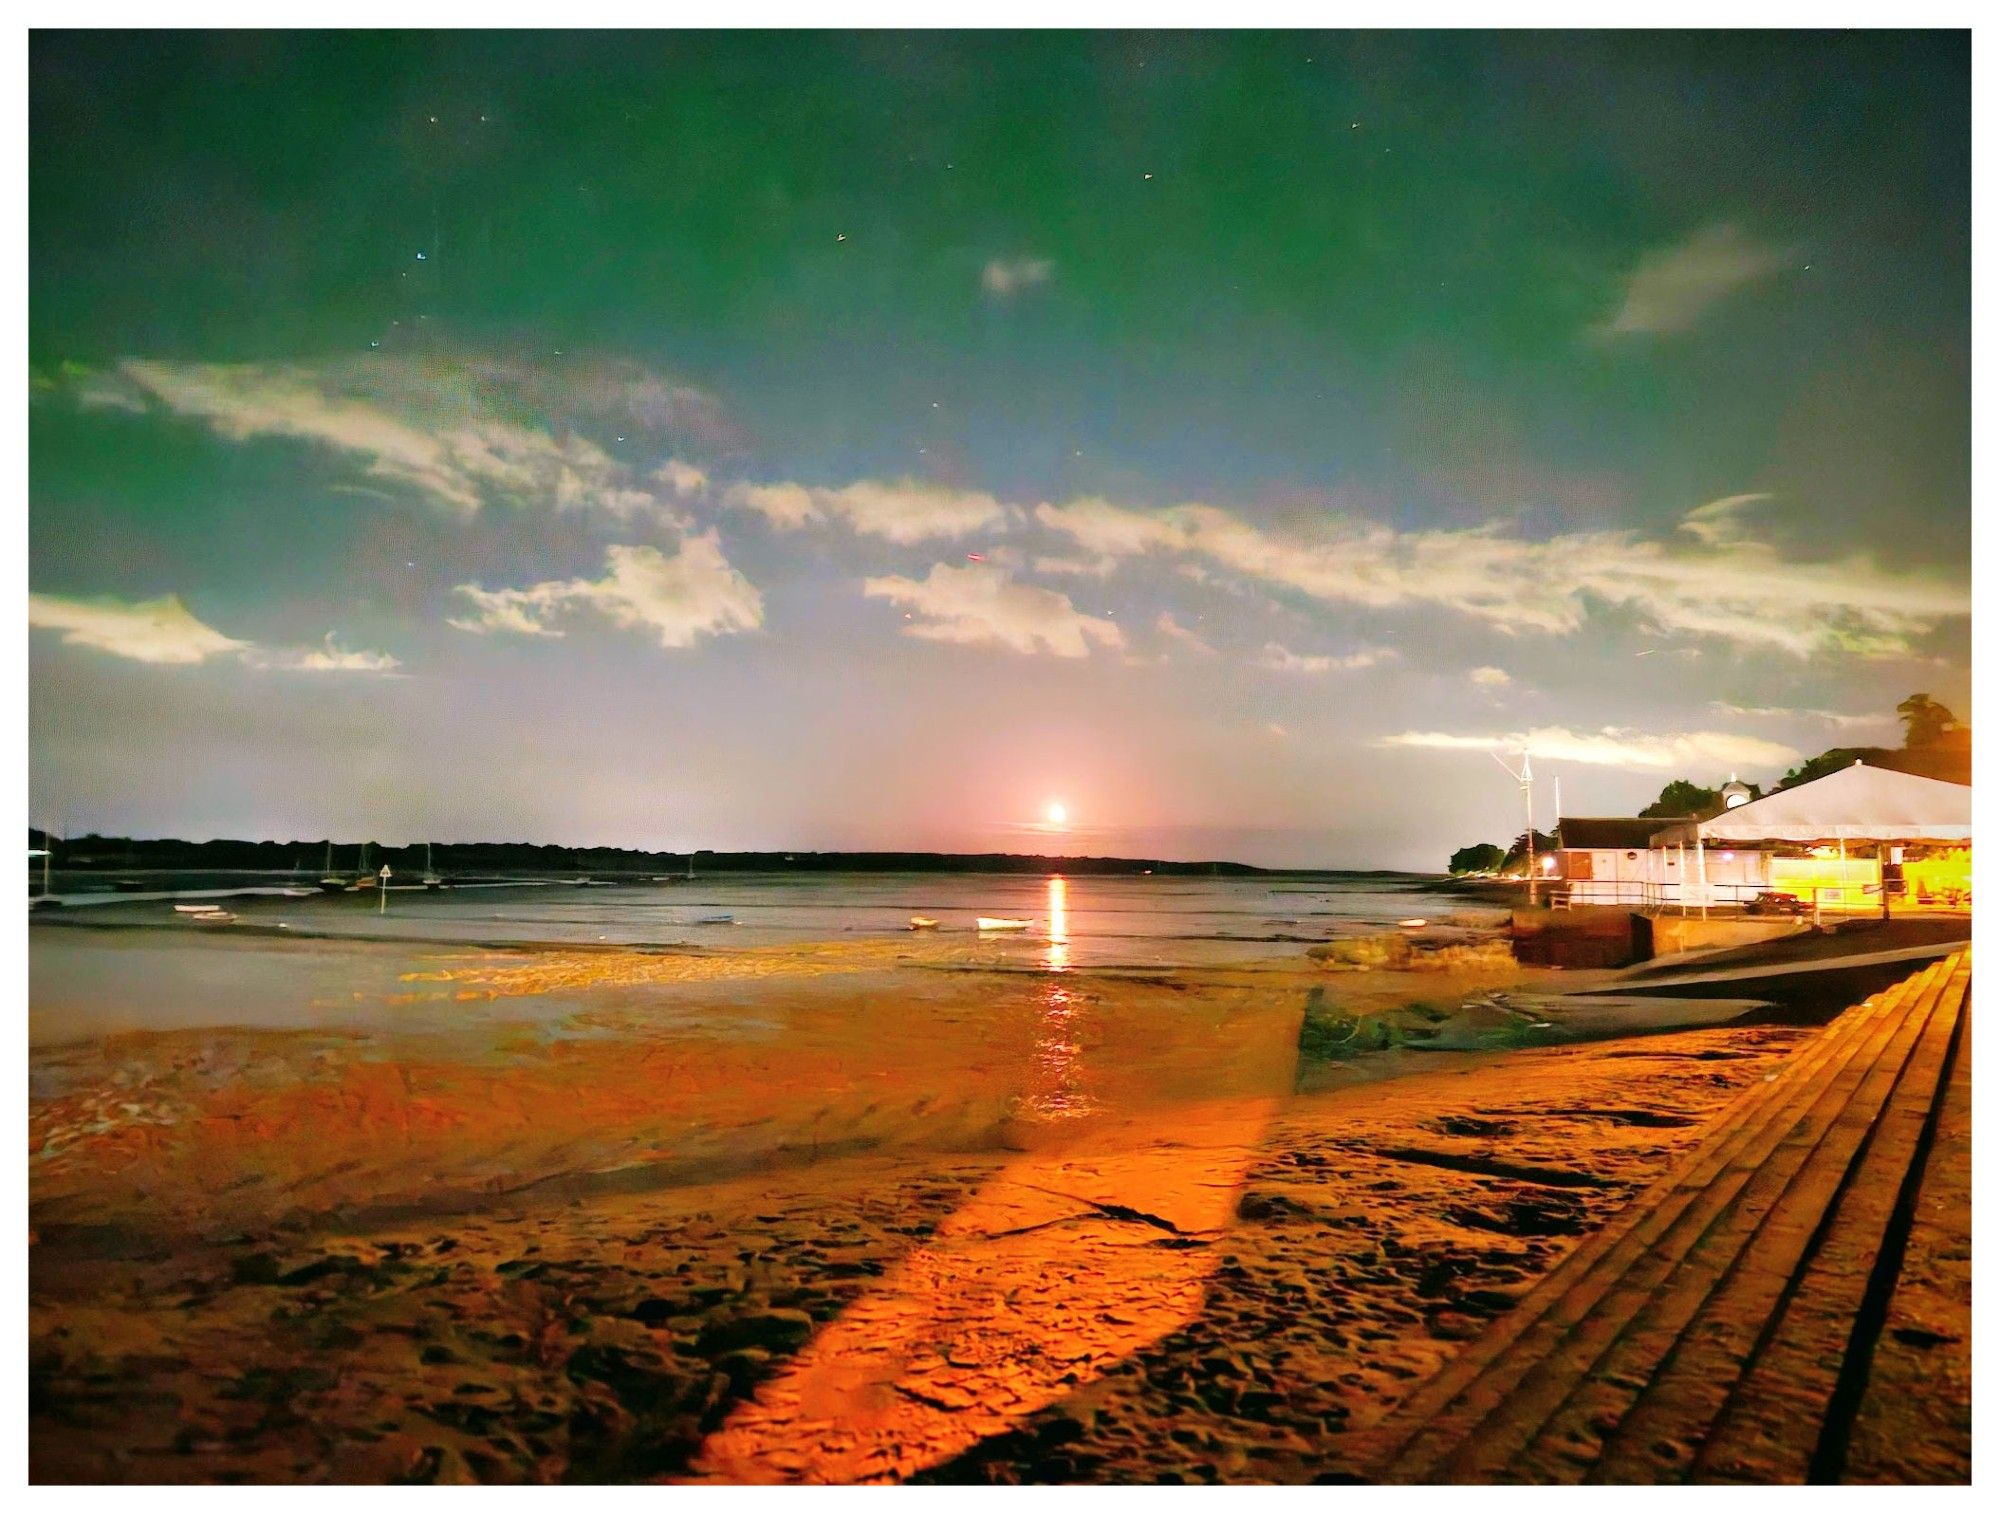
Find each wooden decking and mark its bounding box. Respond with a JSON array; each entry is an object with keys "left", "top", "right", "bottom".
[{"left": 1348, "top": 948, "right": 1971, "bottom": 1484}]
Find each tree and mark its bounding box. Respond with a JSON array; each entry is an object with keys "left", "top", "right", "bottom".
[
  {"left": 1448, "top": 842, "right": 1506, "bottom": 875},
  {"left": 1501, "top": 829, "right": 1560, "bottom": 874},
  {"left": 1639, "top": 779, "right": 1720, "bottom": 819},
  {"left": 1779, "top": 747, "right": 1871, "bottom": 790},
  {"left": 1896, "top": 693, "right": 1956, "bottom": 748}
]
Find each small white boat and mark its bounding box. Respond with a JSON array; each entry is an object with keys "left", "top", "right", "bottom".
[
  {"left": 697, "top": 913, "right": 735, "bottom": 925},
  {"left": 909, "top": 916, "right": 939, "bottom": 930},
  {"left": 1398, "top": 918, "right": 1428, "bottom": 929},
  {"left": 173, "top": 903, "right": 216, "bottom": 913},
  {"left": 976, "top": 916, "right": 1032, "bottom": 932}
]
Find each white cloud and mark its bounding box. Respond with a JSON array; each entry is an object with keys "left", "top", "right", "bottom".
[
  {"left": 1154, "top": 611, "right": 1216, "bottom": 657},
  {"left": 1033, "top": 554, "right": 1120, "bottom": 577},
  {"left": 652, "top": 458, "right": 710, "bottom": 497},
  {"left": 863, "top": 562, "right": 1124, "bottom": 657},
  {"left": 244, "top": 634, "right": 404, "bottom": 674},
  {"left": 29, "top": 593, "right": 250, "bottom": 665},
  {"left": 723, "top": 480, "right": 820, "bottom": 530},
  {"left": 725, "top": 477, "right": 1006, "bottom": 543},
  {"left": 86, "top": 356, "right": 704, "bottom": 521},
  {"left": 981, "top": 257, "right": 1055, "bottom": 297},
  {"left": 30, "top": 592, "right": 398, "bottom": 673},
  {"left": 1469, "top": 666, "right": 1512, "bottom": 687},
  {"left": 1257, "top": 641, "right": 1393, "bottom": 674},
  {"left": 1033, "top": 493, "right": 1966, "bottom": 658},
  {"left": 1600, "top": 224, "right": 1796, "bottom": 337},
  {"left": 1677, "top": 492, "right": 1771, "bottom": 546},
  {"left": 1709, "top": 701, "right": 1895, "bottom": 732},
  {"left": 1381, "top": 725, "right": 1802, "bottom": 773},
  {"left": 451, "top": 533, "right": 764, "bottom": 649}
]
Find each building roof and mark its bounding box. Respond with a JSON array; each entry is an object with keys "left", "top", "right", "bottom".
[
  {"left": 1650, "top": 762, "right": 1971, "bottom": 846},
  {"left": 1559, "top": 817, "right": 1683, "bottom": 850}
]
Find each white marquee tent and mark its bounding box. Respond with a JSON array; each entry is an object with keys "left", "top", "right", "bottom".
[{"left": 1650, "top": 761, "right": 1972, "bottom": 847}]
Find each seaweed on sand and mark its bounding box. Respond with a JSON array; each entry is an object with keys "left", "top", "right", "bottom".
[
  {"left": 1296, "top": 987, "right": 1405, "bottom": 1062},
  {"left": 1295, "top": 986, "right": 1567, "bottom": 1069}
]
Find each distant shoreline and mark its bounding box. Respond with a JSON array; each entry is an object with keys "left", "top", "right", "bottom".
[{"left": 28, "top": 832, "right": 1446, "bottom": 881}]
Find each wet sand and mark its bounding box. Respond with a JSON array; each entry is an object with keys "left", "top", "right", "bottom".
[{"left": 30, "top": 926, "right": 1810, "bottom": 1483}]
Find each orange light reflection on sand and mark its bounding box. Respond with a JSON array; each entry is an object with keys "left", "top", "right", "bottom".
[
  {"left": 687, "top": 872, "right": 1302, "bottom": 1484},
  {"left": 689, "top": 1095, "right": 1282, "bottom": 1484}
]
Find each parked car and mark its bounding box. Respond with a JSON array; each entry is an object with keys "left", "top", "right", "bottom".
[{"left": 1746, "top": 890, "right": 1806, "bottom": 917}]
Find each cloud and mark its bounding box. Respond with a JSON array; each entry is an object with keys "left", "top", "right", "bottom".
[
  {"left": 1257, "top": 641, "right": 1392, "bottom": 674},
  {"left": 1677, "top": 492, "right": 1772, "bottom": 546},
  {"left": 863, "top": 562, "right": 1124, "bottom": 657},
  {"left": 1033, "top": 493, "right": 1966, "bottom": 658},
  {"left": 1033, "top": 555, "right": 1120, "bottom": 577},
  {"left": 652, "top": 458, "right": 710, "bottom": 497},
  {"left": 451, "top": 533, "right": 763, "bottom": 649},
  {"left": 1600, "top": 224, "right": 1796, "bottom": 337},
  {"left": 1154, "top": 612, "right": 1216, "bottom": 658},
  {"left": 1381, "top": 725, "right": 1802, "bottom": 773},
  {"left": 30, "top": 592, "right": 250, "bottom": 665},
  {"left": 66, "top": 355, "right": 721, "bottom": 521},
  {"left": 244, "top": 634, "right": 404, "bottom": 674},
  {"left": 725, "top": 478, "right": 1007, "bottom": 544},
  {"left": 30, "top": 592, "right": 399, "bottom": 673},
  {"left": 1469, "top": 666, "right": 1512, "bottom": 687},
  {"left": 1709, "top": 701, "right": 1895, "bottom": 731},
  {"left": 981, "top": 257, "right": 1054, "bottom": 297}
]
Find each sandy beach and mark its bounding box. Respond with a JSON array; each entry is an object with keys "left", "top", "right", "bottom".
[{"left": 28, "top": 905, "right": 1830, "bottom": 1484}]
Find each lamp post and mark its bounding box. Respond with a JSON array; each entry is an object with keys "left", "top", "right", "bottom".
[{"left": 1490, "top": 749, "right": 1537, "bottom": 907}]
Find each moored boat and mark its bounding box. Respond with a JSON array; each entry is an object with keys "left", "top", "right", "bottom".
[{"left": 975, "top": 916, "right": 1032, "bottom": 931}]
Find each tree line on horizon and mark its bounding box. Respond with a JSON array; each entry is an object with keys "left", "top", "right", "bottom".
[
  {"left": 1447, "top": 693, "right": 1967, "bottom": 876},
  {"left": 23, "top": 835, "right": 1271, "bottom": 879}
]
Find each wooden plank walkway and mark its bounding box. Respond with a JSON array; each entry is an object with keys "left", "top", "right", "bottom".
[{"left": 1345, "top": 948, "right": 1971, "bottom": 1484}]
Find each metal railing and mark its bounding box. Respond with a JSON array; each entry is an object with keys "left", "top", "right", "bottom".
[{"left": 1546, "top": 877, "right": 1963, "bottom": 919}]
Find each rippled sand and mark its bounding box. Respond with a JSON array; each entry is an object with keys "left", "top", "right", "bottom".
[{"left": 29, "top": 926, "right": 1804, "bottom": 1483}]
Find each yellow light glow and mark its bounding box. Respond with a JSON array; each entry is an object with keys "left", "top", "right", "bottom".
[
  {"left": 1046, "top": 802, "right": 1068, "bottom": 827},
  {"left": 1047, "top": 875, "right": 1068, "bottom": 972}
]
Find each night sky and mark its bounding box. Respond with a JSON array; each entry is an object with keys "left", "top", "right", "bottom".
[{"left": 29, "top": 31, "right": 1970, "bottom": 868}]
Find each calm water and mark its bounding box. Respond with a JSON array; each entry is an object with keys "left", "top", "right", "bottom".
[
  {"left": 35, "top": 871, "right": 1449, "bottom": 963},
  {"left": 29, "top": 872, "right": 1464, "bottom": 1045}
]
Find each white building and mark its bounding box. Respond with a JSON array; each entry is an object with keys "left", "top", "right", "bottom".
[
  {"left": 1550, "top": 817, "right": 1769, "bottom": 907},
  {"left": 1551, "top": 763, "right": 1972, "bottom": 914}
]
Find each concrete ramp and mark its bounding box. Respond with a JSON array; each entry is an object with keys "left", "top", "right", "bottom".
[{"left": 1342, "top": 950, "right": 1971, "bottom": 1483}]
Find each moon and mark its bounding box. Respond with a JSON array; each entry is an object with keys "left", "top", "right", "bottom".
[{"left": 1046, "top": 802, "right": 1068, "bottom": 827}]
